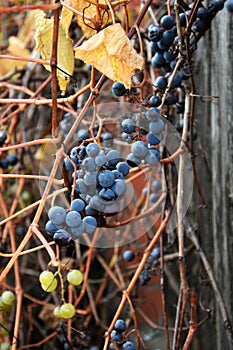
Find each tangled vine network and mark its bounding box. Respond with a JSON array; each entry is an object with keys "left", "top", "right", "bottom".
[{"left": 0, "top": 1, "right": 232, "bottom": 350}]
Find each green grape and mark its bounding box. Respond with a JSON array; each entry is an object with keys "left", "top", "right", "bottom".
[
  {"left": 0, "top": 342, "right": 11, "bottom": 350},
  {"left": 1, "top": 291, "right": 15, "bottom": 306},
  {"left": 67, "top": 269, "right": 83, "bottom": 286},
  {"left": 53, "top": 306, "right": 62, "bottom": 318},
  {"left": 41, "top": 278, "right": 58, "bottom": 292},
  {"left": 39, "top": 271, "right": 54, "bottom": 286},
  {"left": 60, "top": 303, "right": 75, "bottom": 319}
]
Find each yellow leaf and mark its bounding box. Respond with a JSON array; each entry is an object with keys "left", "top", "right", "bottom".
[
  {"left": 0, "top": 36, "right": 31, "bottom": 77},
  {"left": 34, "top": 10, "right": 74, "bottom": 93},
  {"left": 61, "top": 0, "right": 110, "bottom": 39},
  {"left": 74, "top": 23, "right": 144, "bottom": 89}
]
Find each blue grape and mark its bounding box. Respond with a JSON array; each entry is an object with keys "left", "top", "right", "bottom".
[
  {"left": 89, "top": 195, "right": 106, "bottom": 212},
  {"left": 114, "top": 319, "right": 127, "bottom": 333},
  {"left": 45, "top": 220, "right": 59, "bottom": 237},
  {"left": 145, "top": 150, "right": 159, "bottom": 165},
  {"left": 77, "top": 129, "right": 90, "bottom": 141},
  {"left": 149, "top": 193, "right": 159, "bottom": 203},
  {"left": 111, "top": 179, "right": 127, "bottom": 196},
  {"left": 84, "top": 172, "right": 97, "bottom": 186},
  {"left": 151, "top": 180, "right": 162, "bottom": 191},
  {"left": 151, "top": 52, "right": 166, "bottom": 67},
  {"left": 70, "top": 222, "right": 85, "bottom": 238},
  {"left": 66, "top": 211, "right": 82, "bottom": 227},
  {"left": 150, "top": 247, "right": 160, "bottom": 260},
  {"left": 155, "top": 76, "right": 167, "bottom": 90},
  {"left": 146, "top": 107, "right": 161, "bottom": 121},
  {"left": 131, "top": 141, "right": 149, "bottom": 159},
  {"left": 81, "top": 157, "right": 96, "bottom": 171},
  {"left": 112, "top": 82, "right": 127, "bottom": 96},
  {"left": 139, "top": 269, "right": 151, "bottom": 285},
  {"left": 106, "top": 150, "right": 121, "bottom": 165},
  {"left": 76, "top": 178, "right": 89, "bottom": 194},
  {"left": 163, "top": 50, "right": 177, "bottom": 62},
  {"left": 71, "top": 198, "right": 85, "bottom": 212},
  {"left": 116, "top": 162, "right": 130, "bottom": 176},
  {"left": 53, "top": 229, "right": 71, "bottom": 246},
  {"left": 122, "top": 341, "right": 136, "bottom": 350},
  {"left": 168, "top": 73, "right": 183, "bottom": 88},
  {"left": 197, "top": 6, "right": 209, "bottom": 20},
  {"left": 121, "top": 119, "right": 136, "bottom": 134},
  {"left": 179, "top": 12, "right": 187, "bottom": 27},
  {"left": 70, "top": 146, "right": 86, "bottom": 164},
  {"left": 0, "top": 130, "right": 7, "bottom": 146},
  {"left": 146, "top": 132, "right": 161, "bottom": 145},
  {"left": 157, "top": 40, "right": 170, "bottom": 51},
  {"left": 85, "top": 205, "right": 98, "bottom": 216},
  {"left": 110, "top": 330, "right": 123, "bottom": 345},
  {"left": 226, "top": 0, "right": 233, "bottom": 11},
  {"left": 126, "top": 153, "right": 140, "bottom": 167},
  {"left": 95, "top": 152, "right": 107, "bottom": 167},
  {"left": 86, "top": 142, "right": 100, "bottom": 157},
  {"left": 164, "top": 92, "right": 176, "bottom": 105},
  {"left": 148, "top": 24, "right": 162, "bottom": 42},
  {"left": 149, "top": 148, "right": 161, "bottom": 161},
  {"left": 149, "top": 95, "right": 162, "bottom": 107},
  {"left": 83, "top": 216, "right": 97, "bottom": 234},
  {"left": 99, "top": 188, "right": 116, "bottom": 201},
  {"left": 149, "top": 120, "right": 164, "bottom": 134},
  {"left": 0, "top": 160, "right": 9, "bottom": 170},
  {"left": 6, "top": 154, "right": 18, "bottom": 166},
  {"left": 64, "top": 158, "right": 74, "bottom": 171},
  {"left": 112, "top": 170, "right": 124, "bottom": 179},
  {"left": 162, "top": 30, "right": 175, "bottom": 45},
  {"left": 98, "top": 170, "right": 115, "bottom": 188},
  {"left": 123, "top": 249, "right": 134, "bottom": 262},
  {"left": 160, "top": 15, "right": 175, "bottom": 29},
  {"left": 101, "top": 132, "right": 114, "bottom": 147},
  {"left": 48, "top": 206, "right": 67, "bottom": 225}
]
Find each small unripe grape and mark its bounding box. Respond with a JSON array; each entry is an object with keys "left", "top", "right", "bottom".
[
  {"left": 60, "top": 303, "right": 75, "bottom": 319},
  {"left": 67, "top": 269, "right": 83, "bottom": 286},
  {"left": 1, "top": 291, "right": 15, "bottom": 306},
  {"left": 39, "top": 271, "right": 54, "bottom": 286},
  {"left": 53, "top": 306, "right": 62, "bottom": 318},
  {"left": 41, "top": 278, "right": 57, "bottom": 292}
]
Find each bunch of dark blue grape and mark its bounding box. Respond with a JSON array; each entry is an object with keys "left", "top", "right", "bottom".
[
  {"left": 139, "top": 247, "right": 161, "bottom": 285},
  {"left": 148, "top": 2, "right": 225, "bottom": 107},
  {"left": 121, "top": 108, "right": 164, "bottom": 165},
  {"left": 109, "top": 319, "right": 136, "bottom": 350},
  {"left": 0, "top": 130, "right": 18, "bottom": 171},
  {"left": 45, "top": 199, "right": 97, "bottom": 245}
]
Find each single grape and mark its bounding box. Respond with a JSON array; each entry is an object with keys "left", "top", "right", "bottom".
[
  {"left": 151, "top": 52, "right": 166, "bottom": 67},
  {"left": 66, "top": 211, "right": 82, "bottom": 227},
  {"left": 150, "top": 247, "right": 160, "bottom": 260},
  {"left": 106, "top": 150, "right": 121, "bottom": 166},
  {"left": 1, "top": 291, "right": 15, "bottom": 306},
  {"left": 86, "top": 142, "right": 100, "bottom": 157},
  {"left": 0, "top": 130, "right": 7, "bottom": 147},
  {"left": 0, "top": 160, "right": 9, "bottom": 170},
  {"left": 116, "top": 162, "right": 130, "bottom": 177},
  {"left": 146, "top": 132, "right": 161, "bottom": 145},
  {"left": 122, "top": 341, "right": 136, "bottom": 350},
  {"left": 70, "top": 222, "right": 85, "bottom": 238},
  {"left": 151, "top": 180, "right": 162, "bottom": 192},
  {"left": 147, "top": 24, "right": 162, "bottom": 42},
  {"left": 149, "top": 193, "right": 159, "bottom": 203},
  {"left": 83, "top": 216, "right": 97, "bottom": 234},
  {"left": 112, "top": 170, "right": 124, "bottom": 179},
  {"left": 67, "top": 269, "right": 83, "bottom": 286},
  {"left": 165, "top": 92, "right": 176, "bottom": 106},
  {"left": 161, "top": 30, "right": 175, "bottom": 46},
  {"left": 123, "top": 250, "right": 134, "bottom": 262},
  {"left": 6, "top": 154, "right": 18, "bottom": 166},
  {"left": 82, "top": 157, "right": 96, "bottom": 171},
  {"left": 149, "top": 148, "right": 161, "bottom": 161},
  {"left": 110, "top": 330, "right": 123, "bottom": 344},
  {"left": 48, "top": 206, "right": 67, "bottom": 225},
  {"left": 83, "top": 171, "right": 97, "bottom": 187},
  {"left": 45, "top": 220, "right": 59, "bottom": 237},
  {"left": 101, "top": 131, "right": 114, "bottom": 147},
  {"left": 95, "top": 152, "right": 107, "bottom": 167},
  {"left": 160, "top": 15, "right": 175, "bottom": 29},
  {"left": 112, "top": 82, "right": 127, "bottom": 96},
  {"left": 53, "top": 306, "right": 62, "bottom": 318},
  {"left": 111, "top": 179, "right": 127, "bottom": 196},
  {"left": 145, "top": 150, "right": 159, "bottom": 165},
  {"left": 99, "top": 188, "right": 116, "bottom": 201},
  {"left": 131, "top": 141, "right": 149, "bottom": 159},
  {"left": 146, "top": 107, "right": 161, "bottom": 121},
  {"left": 139, "top": 269, "right": 151, "bottom": 285},
  {"left": 41, "top": 278, "right": 57, "bottom": 292},
  {"left": 149, "top": 95, "right": 162, "bottom": 107},
  {"left": 149, "top": 119, "right": 164, "bottom": 134},
  {"left": 114, "top": 319, "right": 127, "bottom": 333},
  {"left": 121, "top": 118, "right": 137, "bottom": 134},
  {"left": 71, "top": 198, "right": 86, "bottom": 212},
  {"left": 76, "top": 178, "right": 89, "bottom": 194},
  {"left": 126, "top": 153, "right": 140, "bottom": 167},
  {"left": 155, "top": 76, "right": 167, "bottom": 90},
  {"left": 60, "top": 303, "right": 76, "bottom": 319},
  {"left": 98, "top": 170, "right": 115, "bottom": 188},
  {"left": 39, "top": 270, "right": 54, "bottom": 285},
  {"left": 53, "top": 229, "right": 71, "bottom": 246},
  {"left": 77, "top": 129, "right": 90, "bottom": 141}
]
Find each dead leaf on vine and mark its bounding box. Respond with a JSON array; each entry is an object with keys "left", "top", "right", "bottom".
[
  {"left": 0, "top": 37, "right": 31, "bottom": 77},
  {"left": 34, "top": 10, "right": 74, "bottom": 93},
  {"left": 74, "top": 23, "right": 144, "bottom": 89},
  {"left": 61, "top": 0, "right": 110, "bottom": 39}
]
